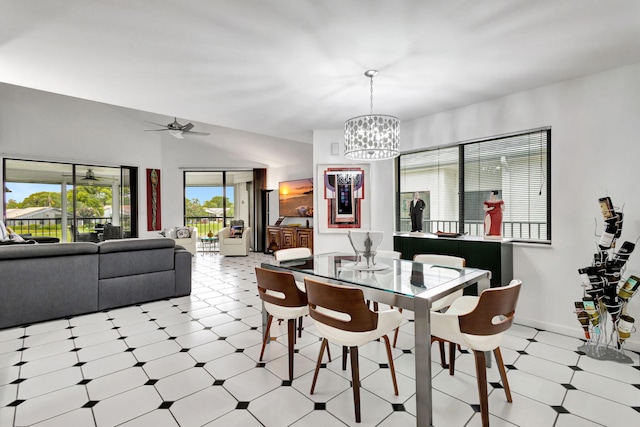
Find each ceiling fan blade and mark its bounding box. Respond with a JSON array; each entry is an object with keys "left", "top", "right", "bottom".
[
  {"left": 144, "top": 129, "right": 171, "bottom": 132},
  {"left": 144, "top": 120, "right": 170, "bottom": 128},
  {"left": 182, "top": 131, "right": 211, "bottom": 136},
  {"left": 182, "top": 123, "right": 194, "bottom": 132}
]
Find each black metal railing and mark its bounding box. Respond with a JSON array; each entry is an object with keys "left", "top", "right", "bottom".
[
  {"left": 7, "top": 217, "right": 114, "bottom": 240},
  {"left": 399, "top": 219, "right": 547, "bottom": 241},
  {"left": 184, "top": 216, "right": 235, "bottom": 237}
]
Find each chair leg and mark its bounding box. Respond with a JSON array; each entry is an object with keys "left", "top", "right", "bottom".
[
  {"left": 448, "top": 341, "right": 456, "bottom": 375},
  {"left": 287, "top": 319, "right": 295, "bottom": 381},
  {"left": 349, "top": 346, "right": 361, "bottom": 423},
  {"left": 298, "top": 316, "right": 303, "bottom": 338},
  {"left": 494, "top": 347, "right": 512, "bottom": 402},
  {"left": 473, "top": 350, "right": 490, "bottom": 427},
  {"left": 310, "top": 338, "right": 328, "bottom": 394},
  {"left": 259, "top": 314, "right": 273, "bottom": 361},
  {"left": 392, "top": 308, "right": 403, "bottom": 348},
  {"left": 326, "top": 342, "right": 332, "bottom": 362},
  {"left": 382, "top": 335, "right": 399, "bottom": 396},
  {"left": 430, "top": 337, "right": 449, "bottom": 369},
  {"left": 342, "top": 346, "right": 348, "bottom": 370}
]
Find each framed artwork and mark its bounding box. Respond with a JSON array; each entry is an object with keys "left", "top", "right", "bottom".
[
  {"left": 317, "top": 164, "right": 370, "bottom": 234},
  {"left": 146, "top": 168, "right": 162, "bottom": 231}
]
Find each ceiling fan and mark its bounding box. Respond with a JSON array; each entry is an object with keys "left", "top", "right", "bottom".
[
  {"left": 145, "top": 117, "right": 211, "bottom": 139},
  {"left": 61, "top": 169, "right": 102, "bottom": 185}
]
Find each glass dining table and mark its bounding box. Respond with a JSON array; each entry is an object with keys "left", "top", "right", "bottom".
[{"left": 261, "top": 252, "right": 491, "bottom": 427}]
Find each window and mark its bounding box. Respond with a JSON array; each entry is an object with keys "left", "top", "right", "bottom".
[{"left": 398, "top": 128, "right": 551, "bottom": 242}]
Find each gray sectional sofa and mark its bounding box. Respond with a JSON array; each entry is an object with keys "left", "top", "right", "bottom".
[{"left": 0, "top": 238, "right": 192, "bottom": 329}]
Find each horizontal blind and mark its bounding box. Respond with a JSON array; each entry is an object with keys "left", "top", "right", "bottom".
[
  {"left": 399, "top": 147, "right": 459, "bottom": 233},
  {"left": 463, "top": 130, "right": 548, "bottom": 240}
]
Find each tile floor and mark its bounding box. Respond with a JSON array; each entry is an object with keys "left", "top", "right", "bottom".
[{"left": 1, "top": 252, "right": 639, "bottom": 426}]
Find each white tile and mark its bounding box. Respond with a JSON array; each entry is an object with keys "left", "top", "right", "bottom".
[
  {"left": 0, "top": 327, "right": 24, "bottom": 343},
  {"left": 223, "top": 368, "right": 282, "bottom": 401},
  {"left": 81, "top": 351, "right": 137, "bottom": 379},
  {"left": 325, "top": 387, "right": 393, "bottom": 426},
  {"left": 577, "top": 353, "right": 640, "bottom": 382},
  {"left": 361, "top": 368, "right": 415, "bottom": 404},
  {"left": 69, "top": 312, "right": 110, "bottom": 326},
  {"left": 170, "top": 385, "right": 238, "bottom": 427},
  {"left": 125, "top": 329, "right": 170, "bottom": 348},
  {"left": 554, "top": 413, "right": 606, "bottom": 427},
  {"left": 506, "top": 369, "right": 567, "bottom": 405},
  {"left": 292, "top": 367, "right": 351, "bottom": 403},
  {"left": 0, "top": 407, "right": 14, "bottom": 427},
  {"left": 572, "top": 369, "right": 640, "bottom": 406},
  {"left": 564, "top": 389, "right": 640, "bottom": 426},
  {"left": 112, "top": 313, "right": 152, "bottom": 327},
  {"left": 25, "top": 319, "right": 70, "bottom": 335},
  {"left": 24, "top": 329, "right": 72, "bottom": 347},
  {"left": 119, "top": 409, "right": 179, "bottom": 427},
  {"left": 0, "top": 384, "right": 18, "bottom": 406},
  {"left": 74, "top": 329, "right": 121, "bottom": 348},
  {"left": 189, "top": 340, "right": 236, "bottom": 363},
  {"left": 0, "top": 338, "right": 22, "bottom": 356},
  {"left": 224, "top": 329, "right": 264, "bottom": 349},
  {"left": 22, "top": 339, "right": 75, "bottom": 362},
  {"left": 30, "top": 408, "right": 96, "bottom": 427},
  {"left": 0, "top": 351, "right": 20, "bottom": 369},
  {"left": 175, "top": 329, "right": 218, "bottom": 348},
  {"left": 17, "top": 366, "right": 83, "bottom": 400},
  {"left": 71, "top": 319, "right": 114, "bottom": 336},
  {"left": 14, "top": 385, "right": 88, "bottom": 426},
  {"left": 203, "top": 353, "right": 257, "bottom": 380},
  {"left": 249, "top": 386, "right": 314, "bottom": 427},
  {"left": 77, "top": 339, "right": 128, "bottom": 362},
  {"left": 87, "top": 366, "right": 149, "bottom": 400},
  {"left": 117, "top": 319, "right": 159, "bottom": 337},
  {"left": 154, "top": 313, "right": 193, "bottom": 328},
  {"left": 376, "top": 411, "right": 417, "bottom": 427},
  {"left": 513, "top": 354, "right": 574, "bottom": 384},
  {"left": 506, "top": 323, "right": 538, "bottom": 339},
  {"left": 0, "top": 365, "right": 19, "bottom": 384},
  {"left": 93, "top": 386, "right": 162, "bottom": 427},
  {"left": 487, "top": 391, "right": 558, "bottom": 427},
  {"left": 163, "top": 320, "right": 205, "bottom": 337},
  {"left": 146, "top": 306, "right": 183, "bottom": 320},
  {"left": 133, "top": 340, "right": 182, "bottom": 362},
  {"left": 535, "top": 330, "right": 586, "bottom": 351},
  {"left": 155, "top": 367, "right": 214, "bottom": 401},
  {"left": 143, "top": 352, "right": 196, "bottom": 379},
  {"left": 524, "top": 341, "right": 580, "bottom": 366}
]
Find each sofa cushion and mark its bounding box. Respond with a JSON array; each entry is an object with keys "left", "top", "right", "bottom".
[
  {"left": 0, "top": 242, "right": 98, "bottom": 260},
  {"left": 98, "top": 239, "right": 175, "bottom": 279}
]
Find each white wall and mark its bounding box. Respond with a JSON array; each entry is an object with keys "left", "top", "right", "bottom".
[
  {"left": 313, "top": 63, "right": 640, "bottom": 350},
  {"left": 0, "top": 83, "right": 313, "bottom": 237}
]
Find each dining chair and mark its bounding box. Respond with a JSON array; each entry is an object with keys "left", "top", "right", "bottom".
[
  {"left": 392, "top": 254, "right": 467, "bottom": 363},
  {"left": 431, "top": 279, "right": 522, "bottom": 427},
  {"left": 304, "top": 277, "right": 402, "bottom": 423},
  {"left": 255, "top": 266, "right": 312, "bottom": 381},
  {"left": 274, "top": 247, "right": 312, "bottom": 261},
  {"left": 374, "top": 249, "right": 402, "bottom": 261}
]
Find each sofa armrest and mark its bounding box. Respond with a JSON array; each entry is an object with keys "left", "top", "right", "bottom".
[{"left": 175, "top": 247, "right": 192, "bottom": 296}]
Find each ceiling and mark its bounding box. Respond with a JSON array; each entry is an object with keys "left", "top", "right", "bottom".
[{"left": 2, "top": 0, "right": 640, "bottom": 143}]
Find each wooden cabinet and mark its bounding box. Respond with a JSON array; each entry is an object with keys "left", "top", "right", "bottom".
[
  {"left": 394, "top": 234, "right": 512, "bottom": 291},
  {"left": 267, "top": 226, "right": 314, "bottom": 253}
]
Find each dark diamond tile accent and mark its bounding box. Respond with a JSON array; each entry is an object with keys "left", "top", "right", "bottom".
[
  {"left": 8, "top": 400, "right": 25, "bottom": 407},
  {"left": 180, "top": 348, "right": 190, "bottom": 352},
  {"left": 236, "top": 401, "right": 250, "bottom": 410},
  {"left": 220, "top": 311, "right": 227, "bottom": 314},
  {"left": 527, "top": 338, "right": 537, "bottom": 342},
  {"left": 125, "top": 348, "right": 136, "bottom": 352},
  {"left": 294, "top": 349, "right": 299, "bottom": 354},
  {"left": 402, "top": 349, "right": 412, "bottom": 354},
  {"left": 77, "top": 379, "right": 92, "bottom": 385},
  {"left": 257, "top": 362, "right": 266, "bottom": 368},
  {"left": 234, "top": 318, "right": 241, "bottom": 321},
  {"left": 470, "top": 404, "right": 481, "bottom": 412},
  {"left": 517, "top": 350, "right": 528, "bottom": 355},
  {"left": 19, "top": 335, "right": 29, "bottom": 339},
  {"left": 575, "top": 350, "right": 586, "bottom": 355},
  {"left": 204, "top": 326, "right": 212, "bottom": 330},
  {"left": 632, "top": 384, "right": 640, "bottom": 390},
  {"left": 71, "top": 348, "right": 81, "bottom": 352},
  {"left": 569, "top": 365, "right": 583, "bottom": 371},
  {"left": 633, "top": 366, "right": 640, "bottom": 372},
  {"left": 74, "top": 362, "right": 86, "bottom": 367},
  {"left": 141, "top": 310, "right": 148, "bottom": 313},
  {"left": 633, "top": 407, "right": 640, "bottom": 413},
  {"left": 157, "top": 327, "right": 166, "bottom": 330},
  {"left": 182, "top": 311, "right": 188, "bottom": 314},
  {"left": 83, "top": 401, "right": 99, "bottom": 408},
  {"left": 66, "top": 326, "right": 75, "bottom": 329},
  {"left": 111, "top": 326, "right": 120, "bottom": 330},
  {"left": 246, "top": 305, "right": 253, "bottom": 308},
  {"left": 145, "top": 379, "right": 158, "bottom": 385},
  {"left": 118, "top": 337, "right": 127, "bottom": 340},
  {"left": 489, "top": 382, "right": 503, "bottom": 389},
  {"left": 459, "top": 349, "right": 469, "bottom": 354},
  {"left": 68, "top": 335, "right": 77, "bottom": 340},
  {"left": 213, "top": 380, "right": 225, "bottom": 386},
  {"left": 195, "top": 362, "right": 205, "bottom": 368},
  {"left": 314, "top": 402, "right": 326, "bottom": 410},
  {"left": 134, "top": 362, "right": 146, "bottom": 367},
  {"left": 167, "top": 337, "right": 177, "bottom": 340},
  {"left": 235, "top": 349, "right": 244, "bottom": 353},
  {"left": 282, "top": 380, "right": 292, "bottom": 386},
  {"left": 379, "top": 363, "right": 389, "bottom": 369},
  {"left": 11, "top": 378, "right": 26, "bottom": 384},
  {"left": 320, "top": 363, "right": 327, "bottom": 369},
  {"left": 552, "top": 406, "right": 570, "bottom": 414},
  {"left": 149, "top": 319, "right": 156, "bottom": 322},
  {"left": 17, "top": 347, "right": 29, "bottom": 352},
  {"left": 392, "top": 403, "right": 406, "bottom": 411},
  {"left": 505, "top": 365, "right": 517, "bottom": 370},
  {"left": 534, "top": 327, "right": 545, "bottom": 332},
  {"left": 218, "top": 337, "right": 227, "bottom": 340},
  {"left": 107, "top": 318, "right": 114, "bottom": 321},
  {"left": 13, "top": 361, "right": 27, "bottom": 366},
  {"left": 250, "top": 327, "right": 258, "bottom": 330},
  {"left": 159, "top": 401, "right": 174, "bottom": 409},
  {"left": 562, "top": 383, "right": 577, "bottom": 390}
]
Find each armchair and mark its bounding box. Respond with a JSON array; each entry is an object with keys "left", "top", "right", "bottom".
[
  {"left": 218, "top": 226, "right": 251, "bottom": 256},
  {"left": 166, "top": 226, "right": 198, "bottom": 256}
]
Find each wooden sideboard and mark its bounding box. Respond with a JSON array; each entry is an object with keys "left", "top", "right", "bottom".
[
  {"left": 393, "top": 233, "right": 513, "bottom": 291},
  {"left": 267, "top": 226, "right": 314, "bottom": 253}
]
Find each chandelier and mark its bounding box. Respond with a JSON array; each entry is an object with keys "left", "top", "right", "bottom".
[{"left": 344, "top": 70, "right": 400, "bottom": 161}]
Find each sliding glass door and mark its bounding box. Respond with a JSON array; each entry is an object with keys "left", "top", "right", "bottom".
[{"left": 3, "top": 159, "right": 138, "bottom": 241}]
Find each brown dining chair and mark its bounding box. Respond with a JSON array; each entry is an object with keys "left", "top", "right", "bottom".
[
  {"left": 431, "top": 279, "right": 522, "bottom": 427},
  {"left": 255, "top": 267, "right": 313, "bottom": 381},
  {"left": 304, "top": 277, "right": 403, "bottom": 423}
]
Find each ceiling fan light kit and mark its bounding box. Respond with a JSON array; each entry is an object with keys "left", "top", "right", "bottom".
[{"left": 344, "top": 70, "right": 400, "bottom": 161}]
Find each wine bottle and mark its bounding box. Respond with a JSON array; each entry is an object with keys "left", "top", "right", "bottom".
[
  {"left": 598, "top": 196, "right": 614, "bottom": 219},
  {"left": 598, "top": 219, "right": 618, "bottom": 250},
  {"left": 612, "top": 241, "right": 635, "bottom": 267},
  {"left": 613, "top": 212, "right": 624, "bottom": 239}
]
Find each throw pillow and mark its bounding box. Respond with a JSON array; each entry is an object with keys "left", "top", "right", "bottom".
[
  {"left": 230, "top": 225, "right": 244, "bottom": 238},
  {"left": 175, "top": 227, "right": 191, "bottom": 239},
  {"left": 0, "top": 221, "right": 8, "bottom": 241}
]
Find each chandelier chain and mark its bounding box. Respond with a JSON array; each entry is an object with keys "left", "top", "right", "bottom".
[{"left": 369, "top": 75, "right": 374, "bottom": 115}]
